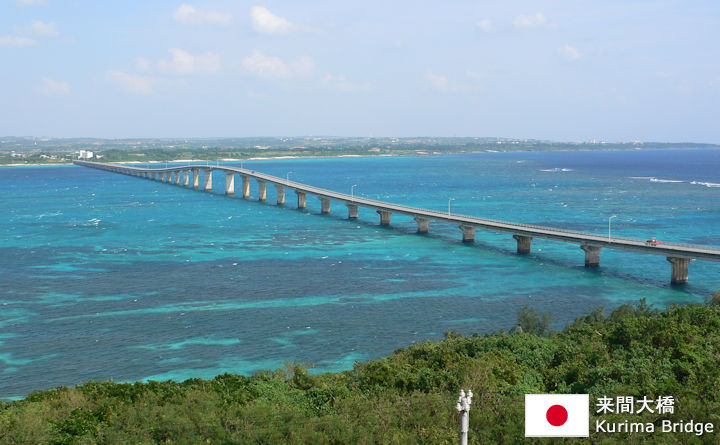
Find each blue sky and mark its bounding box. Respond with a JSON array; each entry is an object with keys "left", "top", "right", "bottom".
[{"left": 1, "top": 1, "right": 719, "bottom": 141}]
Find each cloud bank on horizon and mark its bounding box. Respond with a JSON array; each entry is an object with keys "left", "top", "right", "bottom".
[{"left": 1, "top": 1, "right": 718, "bottom": 142}]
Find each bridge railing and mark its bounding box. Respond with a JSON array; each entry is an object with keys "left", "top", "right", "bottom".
[
  {"left": 92, "top": 161, "right": 720, "bottom": 252},
  {"left": 354, "top": 199, "right": 719, "bottom": 251}
]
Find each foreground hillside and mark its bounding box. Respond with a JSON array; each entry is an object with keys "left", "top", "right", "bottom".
[{"left": 2, "top": 298, "right": 720, "bottom": 444}]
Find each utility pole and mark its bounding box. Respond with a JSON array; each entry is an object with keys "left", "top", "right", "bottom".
[{"left": 456, "top": 389, "right": 473, "bottom": 445}]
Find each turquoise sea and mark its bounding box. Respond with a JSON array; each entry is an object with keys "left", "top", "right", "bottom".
[{"left": 1, "top": 149, "right": 719, "bottom": 400}]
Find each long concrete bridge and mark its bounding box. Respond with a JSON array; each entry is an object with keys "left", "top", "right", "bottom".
[{"left": 74, "top": 160, "right": 720, "bottom": 284}]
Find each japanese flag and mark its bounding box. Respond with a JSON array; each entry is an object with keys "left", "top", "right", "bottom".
[{"left": 525, "top": 394, "right": 589, "bottom": 437}]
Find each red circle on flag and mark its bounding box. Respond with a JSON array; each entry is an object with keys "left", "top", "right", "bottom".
[{"left": 546, "top": 404, "right": 568, "bottom": 426}]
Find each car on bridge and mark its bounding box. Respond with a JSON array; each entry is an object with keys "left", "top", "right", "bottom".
[{"left": 646, "top": 237, "right": 661, "bottom": 246}]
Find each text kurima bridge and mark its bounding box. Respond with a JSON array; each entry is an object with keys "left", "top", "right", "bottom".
[{"left": 75, "top": 160, "right": 720, "bottom": 284}]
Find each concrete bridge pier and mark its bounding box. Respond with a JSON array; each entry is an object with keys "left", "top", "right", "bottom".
[
  {"left": 414, "top": 217, "right": 430, "bottom": 233},
  {"left": 203, "top": 169, "right": 213, "bottom": 191},
  {"left": 276, "top": 184, "right": 285, "bottom": 205},
  {"left": 154, "top": 172, "right": 160, "bottom": 181},
  {"left": 320, "top": 198, "right": 331, "bottom": 214},
  {"left": 258, "top": 181, "right": 267, "bottom": 201},
  {"left": 377, "top": 210, "right": 391, "bottom": 226},
  {"left": 225, "top": 172, "right": 235, "bottom": 195},
  {"left": 346, "top": 204, "right": 359, "bottom": 219},
  {"left": 296, "top": 191, "right": 307, "bottom": 209},
  {"left": 460, "top": 225, "right": 476, "bottom": 242},
  {"left": 242, "top": 176, "right": 250, "bottom": 198},
  {"left": 174, "top": 172, "right": 180, "bottom": 185},
  {"left": 667, "top": 257, "right": 691, "bottom": 284},
  {"left": 183, "top": 170, "right": 190, "bottom": 187},
  {"left": 143, "top": 172, "right": 148, "bottom": 179},
  {"left": 513, "top": 235, "right": 533, "bottom": 254},
  {"left": 581, "top": 245, "right": 602, "bottom": 267},
  {"left": 192, "top": 169, "right": 199, "bottom": 189},
  {"left": 164, "top": 172, "right": 170, "bottom": 182}
]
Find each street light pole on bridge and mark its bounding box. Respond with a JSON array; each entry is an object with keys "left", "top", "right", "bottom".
[{"left": 609, "top": 215, "right": 618, "bottom": 241}]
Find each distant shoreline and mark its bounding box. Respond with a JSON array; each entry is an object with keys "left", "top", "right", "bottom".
[
  {"left": 122, "top": 153, "right": 405, "bottom": 164},
  {"left": 2, "top": 145, "right": 720, "bottom": 167},
  {"left": 0, "top": 153, "right": 413, "bottom": 167}
]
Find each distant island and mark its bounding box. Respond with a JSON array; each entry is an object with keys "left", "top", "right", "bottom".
[{"left": 1, "top": 136, "right": 719, "bottom": 165}]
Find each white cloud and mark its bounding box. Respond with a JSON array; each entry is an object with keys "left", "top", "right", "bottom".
[
  {"left": 250, "top": 6, "right": 296, "bottom": 35},
  {"left": 323, "top": 74, "right": 371, "bottom": 92},
  {"left": 241, "top": 50, "right": 314, "bottom": 79},
  {"left": 173, "top": 4, "right": 232, "bottom": 26},
  {"left": 37, "top": 77, "right": 69, "bottom": 96},
  {"left": 106, "top": 70, "right": 157, "bottom": 95},
  {"left": 558, "top": 45, "right": 581, "bottom": 60},
  {"left": 25, "top": 20, "right": 58, "bottom": 37},
  {"left": 476, "top": 19, "right": 494, "bottom": 32},
  {"left": 0, "top": 36, "right": 37, "bottom": 47},
  {"left": 157, "top": 48, "right": 221, "bottom": 74},
  {"left": 514, "top": 12, "right": 546, "bottom": 28},
  {"left": 426, "top": 72, "right": 449, "bottom": 91},
  {"left": 242, "top": 52, "right": 291, "bottom": 78}
]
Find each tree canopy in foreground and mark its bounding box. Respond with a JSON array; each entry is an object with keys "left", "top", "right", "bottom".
[{"left": 2, "top": 298, "right": 720, "bottom": 444}]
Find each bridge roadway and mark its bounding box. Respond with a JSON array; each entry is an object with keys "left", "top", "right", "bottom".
[{"left": 74, "top": 160, "right": 720, "bottom": 284}]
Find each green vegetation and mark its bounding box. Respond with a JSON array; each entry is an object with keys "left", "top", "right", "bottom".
[
  {"left": 2, "top": 299, "right": 720, "bottom": 443},
  {"left": 2, "top": 136, "right": 719, "bottom": 165}
]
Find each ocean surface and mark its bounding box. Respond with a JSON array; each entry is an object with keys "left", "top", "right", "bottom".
[{"left": 1, "top": 149, "right": 719, "bottom": 400}]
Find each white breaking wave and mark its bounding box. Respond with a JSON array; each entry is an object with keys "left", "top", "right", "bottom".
[
  {"left": 539, "top": 168, "right": 574, "bottom": 172},
  {"left": 630, "top": 176, "right": 684, "bottom": 183},
  {"left": 691, "top": 181, "right": 720, "bottom": 188},
  {"left": 649, "top": 178, "right": 684, "bottom": 183}
]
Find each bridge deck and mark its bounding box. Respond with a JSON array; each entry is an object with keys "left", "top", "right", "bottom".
[{"left": 74, "top": 161, "right": 720, "bottom": 263}]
